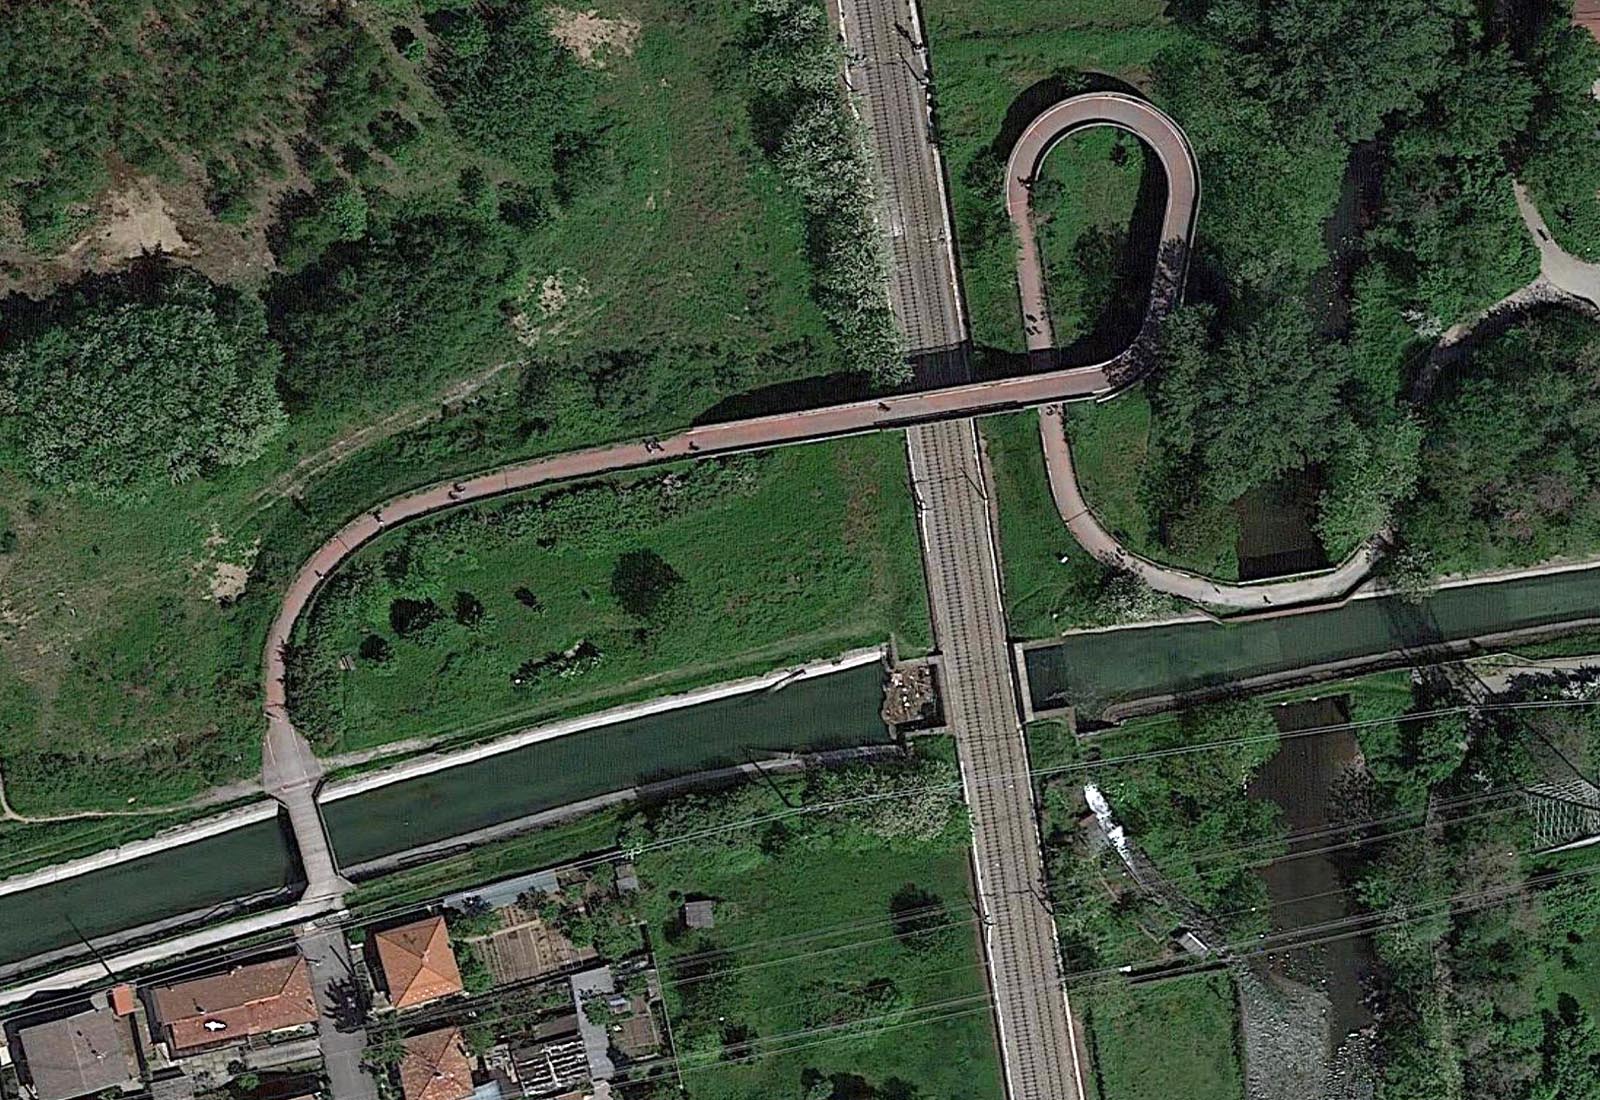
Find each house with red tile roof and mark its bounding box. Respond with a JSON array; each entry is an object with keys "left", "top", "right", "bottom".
[
  {"left": 372, "top": 916, "right": 465, "bottom": 1010},
  {"left": 398, "top": 1028, "right": 475, "bottom": 1100},
  {"left": 149, "top": 956, "right": 317, "bottom": 1054}
]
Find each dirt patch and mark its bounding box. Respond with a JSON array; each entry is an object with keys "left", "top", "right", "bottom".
[
  {"left": 0, "top": 150, "right": 301, "bottom": 297},
  {"left": 512, "top": 270, "right": 593, "bottom": 346},
  {"left": 545, "top": 6, "right": 640, "bottom": 68},
  {"left": 65, "top": 178, "right": 194, "bottom": 265},
  {"left": 192, "top": 526, "right": 261, "bottom": 604}
]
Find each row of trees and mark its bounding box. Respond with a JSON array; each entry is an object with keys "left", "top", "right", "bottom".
[{"left": 746, "top": 0, "right": 906, "bottom": 383}]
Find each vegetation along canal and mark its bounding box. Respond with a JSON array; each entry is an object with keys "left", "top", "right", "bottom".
[{"left": 321, "top": 658, "right": 891, "bottom": 867}]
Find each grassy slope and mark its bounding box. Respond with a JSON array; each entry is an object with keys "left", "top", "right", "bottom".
[
  {"left": 0, "top": 0, "right": 840, "bottom": 813},
  {"left": 293, "top": 434, "right": 929, "bottom": 753},
  {"left": 1035, "top": 128, "right": 1145, "bottom": 345},
  {"left": 1082, "top": 978, "right": 1245, "bottom": 1100},
  {"left": 981, "top": 412, "right": 1119, "bottom": 638},
  {"left": 921, "top": 0, "right": 1173, "bottom": 354},
  {"left": 640, "top": 830, "right": 1002, "bottom": 1097}
]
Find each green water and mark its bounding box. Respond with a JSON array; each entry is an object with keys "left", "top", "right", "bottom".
[
  {"left": 1025, "top": 568, "right": 1600, "bottom": 716},
  {"left": 323, "top": 660, "right": 890, "bottom": 867},
  {"left": 0, "top": 816, "right": 297, "bottom": 969}
]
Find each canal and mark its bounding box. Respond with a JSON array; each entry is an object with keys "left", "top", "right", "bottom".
[
  {"left": 1023, "top": 566, "right": 1600, "bottom": 717},
  {"left": 0, "top": 660, "right": 890, "bottom": 972},
  {"left": 321, "top": 658, "right": 891, "bottom": 867},
  {"left": 0, "top": 816, "right": 298, "bottom": 974}
]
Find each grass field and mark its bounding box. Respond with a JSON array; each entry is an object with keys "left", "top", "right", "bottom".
[
  {"left": 638, "top": 748, "right": 1001, "bottom": 1100},
  {"left": 288, "top": 435, "right": 929, "bottom": 753},
  {"left": 1081, "top": 978, "right": 1245, "bottom": 1100},
  {"left": 982, "top": 413, "right": 1118, "bottom": 637},
  {"left": 1034, "top": 128, "right": 1148, "bottom": 349},
  {"left": 982, "top": 411, "right": 1179, "bottom": 639},
  {"left": 0, "top": 0, "right": 849, "bottom": 815},
  {"left": 921, "top": 0, "right": 1174, "bottom": 355},
  {"left": 1061, "top": 388, "right": 1241, "bottom": 581}
]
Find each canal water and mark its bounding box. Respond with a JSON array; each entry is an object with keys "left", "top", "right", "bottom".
[
  {"left": 1023, "top": 566, "right": 1600, "bottom": 717},
  {"left": 0, "top": 816, "right": 298, "bottom": 973},
  {"left": 321, "top": 658, "right": 890, "bottom": 867},
  {"left": 0, "top": 661, "right": 889, "bottom": 973}
]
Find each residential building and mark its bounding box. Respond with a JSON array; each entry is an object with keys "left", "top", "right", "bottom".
[
  {"left": 373, "top": 916, "right": 465, "bottom": 1010},
  {"left": 149, "top": 956, "right": 318, "bottom": 1055},
  {"left": 398, "top": 1028, "right": 475, "bottom": 1100},
  {"left": 15, "top": 1001, "right": 141, "bottom": 1100}
]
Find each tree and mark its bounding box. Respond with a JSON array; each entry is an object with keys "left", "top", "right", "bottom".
[
  {"left": 610, "top": 549, "right": 683, "bottom": 620},
  {"left": 268, "top": 206, "right": 518, "bottom": 406},
  {"left": 1147, "top": 299, "right": 1348, "bottom": 506},
  {"left": 1533, "top": 996, "right": 1600, "bottom": 1100},
  {"left": 1316, "top": 417, "right": 1421, "bottom": 558},
  {"left": 0, "top": 269, "right": 284, "bottom": 500}
]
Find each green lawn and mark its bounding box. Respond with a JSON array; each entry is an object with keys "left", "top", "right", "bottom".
[
  {"left": 1082, "top": 978, "right": 1245, "bottom": 1100},
  {"left": 288, "top": 434, "right": 929, "bottom": 753},
  {"left": 921, "top": 0, "right": 1174, "bottom": 355},
  {"left": 1062, "top": 388, "right": 1241, "bottom": 581},
  {"left": 638, "top": 759, "right": 1002, "bottom": 1100},
  {"left": 982, "top": 411, "right": 1179, "bottom": 639},
  {"left": 0, "top": 0, "right": 847, "bottom": 816},
  {"left": 1034, "top": 128, "right": 1148, "bottom": 348},
  {"left": 982, "top": 412, "right": 1117, "bottom": 637}
]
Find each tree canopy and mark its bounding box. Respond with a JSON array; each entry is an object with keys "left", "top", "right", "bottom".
[{"left": 0, "top": 269, "right": 284, "bottom": 499}]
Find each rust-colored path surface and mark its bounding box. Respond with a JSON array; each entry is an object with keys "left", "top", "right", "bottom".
[{"left": 1005, "top": 92, "right": 1199, "bottom": 362}]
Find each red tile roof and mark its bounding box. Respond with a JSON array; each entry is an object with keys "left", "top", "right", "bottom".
[
  {"left": 109, "top": 984, "right": 137, "bottom": 1017},
  {"left": 151, "top": 956, "right": 317, "bottom": 1053},
  {"left": 399, "top": 1028, "right": 474, "bottom": 1100},
  {"left": 374, "top": 917, "right": 465, "bottom": 1010}
]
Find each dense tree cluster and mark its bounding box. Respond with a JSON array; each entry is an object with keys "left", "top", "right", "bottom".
[
  {"left": 1132, "top": 0, "right": 1594, "bottom": 569},
  {"left": 1403, "top": 311, "right": 1600, "bottom": 571},
  {"left": 0, "top": 269, "right": 284, "bottom": 499},
  {"left": 1346, "top": 677, "right": 1600, "bottom": 1100},
  {"left": 0, "top": 1, "right": 370, "bottom": 248}
]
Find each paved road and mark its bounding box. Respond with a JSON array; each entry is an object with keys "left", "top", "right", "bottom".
[
  {"left": 908, "top": 422, "right": 1086, "bottom": 1100},
  {"left": 1516, "top": 182, "right": 1600, "bottom": 308},
  {"left": 838, "top": 0, "right": 965, "bottom": 353},
  {"left": 262, "top": 713, "right": 350, "bottom": 907},
  {"left": 298, "top": 922, "right": 378, "bottom": 1100}
]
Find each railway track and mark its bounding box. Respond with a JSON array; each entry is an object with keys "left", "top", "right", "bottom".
[
  {"left": 837, "top": 0, "right": 964, "bottom": 354},
  {"left": 907, "top": 421, "right": 1084, "bottom": 1100}
]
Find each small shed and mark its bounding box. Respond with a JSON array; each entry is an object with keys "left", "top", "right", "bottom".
[{"left": 681, "top": 900, "right": 715, "bottom": 930}]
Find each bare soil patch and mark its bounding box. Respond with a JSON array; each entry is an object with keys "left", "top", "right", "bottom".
[
  {"left": 65, "top": 178, "right": 194, "bottom": 265},
  {"left": 545, "top": 6, "right": 640, "bottom": 68}
]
